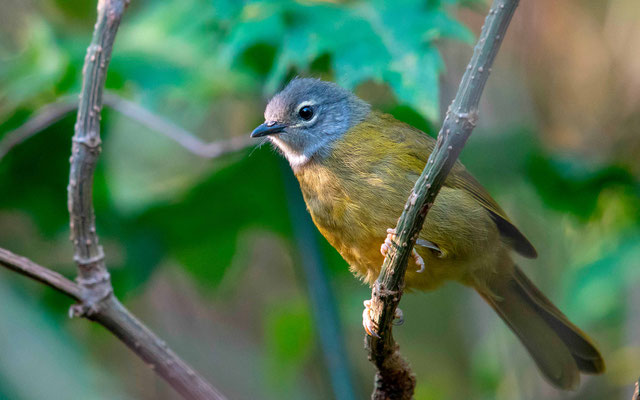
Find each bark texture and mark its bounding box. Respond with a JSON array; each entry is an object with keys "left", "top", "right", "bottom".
[{"left": 365, "top": 1, "right": 521, "bottom": 398}]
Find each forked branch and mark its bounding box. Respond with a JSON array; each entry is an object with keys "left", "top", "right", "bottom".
[
  {"left": 364, "top": 1, "right": 520, "bottom": 399},
  {"left": 0, "top": 0, "right": 227, "bottom": 398}
]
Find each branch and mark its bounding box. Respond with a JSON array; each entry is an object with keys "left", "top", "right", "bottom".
[
  {"left": 365, "top": 1, "right": 520, "bottom": 398},
  {"left": 58, "top": 1, "right": 227, "bottom": 398},
  {"left": 68, "top": 0, "right": 126, "bottom": 320},
  {"left": 0, "top": 248, "right": 81, "bottom": 301},
  {"left": 0, "top": 4, "right": 248, "bottom": 397},
  {"left": 0, "top": 93, "right": 253, "bottom": 162},
  {"left": 633, "top": 378, "right": 639, "bottom": 400},
  {"left": 103, "top": 93, "right": 253, "bottom": 158},
  {"left": 0, "top": 98, "right": 78, "bottom": 160},
  {"left": 0, "top": 247, "right": 227, "bottom": 400}
]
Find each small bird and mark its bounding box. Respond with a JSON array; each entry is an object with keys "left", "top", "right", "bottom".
[{"left": 251, "top": 78, "right": 604, "bottom": 389}]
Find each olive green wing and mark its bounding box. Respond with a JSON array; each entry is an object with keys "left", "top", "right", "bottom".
[
  {"left": 448, "top": 167, "right": 537, "bottom": 258},
  {"left": 378, "top": 111, "right": 537, "bottom": 258}
]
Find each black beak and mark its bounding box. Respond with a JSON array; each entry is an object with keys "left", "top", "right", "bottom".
[{"left": 251, "top": 121, "right": 286, "bottom": 138}]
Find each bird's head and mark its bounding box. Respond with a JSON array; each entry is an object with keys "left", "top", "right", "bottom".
[{"left": 251, "top": 78, "right": 370, "bottom": 168}]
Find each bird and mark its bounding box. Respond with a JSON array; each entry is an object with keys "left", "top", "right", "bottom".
[{"left": 251, "top": 77, "right": 605, "bottom": 390}]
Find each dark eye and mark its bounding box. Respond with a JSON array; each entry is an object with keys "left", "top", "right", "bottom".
[{"left": 298, "top": 105, "right": 314, "bottom": 121}]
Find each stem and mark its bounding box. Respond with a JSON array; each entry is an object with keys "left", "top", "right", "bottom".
[
  {"left": 0, "top": 247, "right": 81, "bottom": 301},
  {"left": 68, "top": 0, "right": 124, "bottom": 312},
  {"left": 365, "top": 1, "right": 520, "bottom": 399},
  {"left": 0, "top": 98, "right": 77, "bottom": 160},
  {"left": 0, "top": 93, "right": 252, "bottom": 162},
  {"left": 103, "top": 93, "right": 253, "bottom": 159},
  {"left": 64, "top": 1, "right": 228, "bottom": 398}
]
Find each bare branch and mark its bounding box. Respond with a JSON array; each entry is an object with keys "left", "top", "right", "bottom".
[
  {"left": 103, "top": 93, "right": 253, "bottom": 158},
  {"left": 0, "top": 97, "right": 77, "bottom": 160},
  {"left": 64, "top": 0, "right": 228, "bottom": 398},
  {"left": 0, "top": 247, "right": 227, "bottom": 400},
  {"left": 0, "top": 4, "right": 245, "bottom": 396},
  {"left": 0, "top": 247, "right": 81, "bottom": 301},
  {"left": 90, "top": 297, "right": 228, "bottom": 400},
  {"left": 365, "top": 1, "right": 520, "bottom": 398},
  {"left": 0, "top": 93, "right": 253, "bottom": 162},
  {"left": 68, "top": 0, "right": 121, "bottom": 315}
]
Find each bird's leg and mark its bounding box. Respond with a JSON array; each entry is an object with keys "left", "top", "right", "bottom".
[
  {"left": 380, "top": 228, "right": 426, "bottom": 273},
  {"left": 362, "top": 300, "right": 404, "bottom": 338}
]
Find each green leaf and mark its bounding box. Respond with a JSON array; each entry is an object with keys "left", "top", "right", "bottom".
[
  {"left": 223, "top": 0, "right": 473, "bottom": 120},
  {"left": 135, "top": 148, "right": 291, "bottom": 287}
]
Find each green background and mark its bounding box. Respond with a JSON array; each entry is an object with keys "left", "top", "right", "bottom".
[{"left": 1, "top": 0, "right": 639, "bottom": 399}]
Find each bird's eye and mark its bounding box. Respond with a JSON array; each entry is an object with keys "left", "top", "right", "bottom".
[{"left": 298, "top": 105, "right": 314, "bottom": 121}]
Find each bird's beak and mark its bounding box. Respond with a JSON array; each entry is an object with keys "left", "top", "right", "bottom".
[{"left": 251, "top": 121, "right": 286, "bottom": 138}]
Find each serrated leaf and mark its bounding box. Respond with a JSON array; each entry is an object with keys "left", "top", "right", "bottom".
[{"left": 223, "top": 0, "right": 473, "bottom": 120}]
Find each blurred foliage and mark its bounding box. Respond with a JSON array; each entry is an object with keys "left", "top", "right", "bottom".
[
  {"left": 1, "top": 0, "right": 639, "bottom": 399},
  {"left": 221, "top": 0, "right": 474, "bottom": 120}
]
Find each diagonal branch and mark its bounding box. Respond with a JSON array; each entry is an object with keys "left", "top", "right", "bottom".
[
  {"left": 0, "top": 247, "right": 81, "bottom": 301},
  {"left": 364, "top": 1, "right": 520, "bottom": 399},
  {"left": 0, "top": 93, "right": 253, "bottom": 162},
  {"left": 0, "top": 98, "right": 78, "bottom": 160},
  {"left": 0, "top": 247, "right": 227, "bottom": 400},
  {"left": 103, "top": 93, "right": 254, "bottom": 158}
]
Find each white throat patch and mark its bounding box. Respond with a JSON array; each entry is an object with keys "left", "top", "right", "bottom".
[{"left": 269, "top": 136, "right": 310, "bottom": 168}]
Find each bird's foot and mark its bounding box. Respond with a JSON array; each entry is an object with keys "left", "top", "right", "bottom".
[
  {"left": 362, "top": 300, "right": 379, "bottom": 337},
  {"left": 362, "top": 300, "right": 404, "bottom": 337},
  {"left": 380, "top": 228, "right": 426, "bottom": 273},
  {"left": 412, "top": 249, "right": 425, "bottom": 273},
  {"left": 379, "top": 228, "right": 396, "bottom": 258}
]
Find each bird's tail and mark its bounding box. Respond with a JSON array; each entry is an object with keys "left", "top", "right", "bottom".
[{"left": 478, "top": 263, "right": 605, "bottom": 389}]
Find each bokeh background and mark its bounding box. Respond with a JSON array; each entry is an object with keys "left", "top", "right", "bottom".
[{"left": 1, "top": 0, "right": 639, "bottom": 399}]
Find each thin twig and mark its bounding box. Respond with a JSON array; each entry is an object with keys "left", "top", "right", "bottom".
[
  {"left": 0, "top": 93, "right": 253, "bottom": 162},
  {"left": 103, "top": 93, "right": 254, "bottom": 158},
  {"left": 364, "top": 1, "right": 520, "bottom": 399},
  {"left": 0, "top": 247, "right": 81, "bottom": 301},
  {"left": 0, "top": 97, "right": 77, "bottom": 160}
]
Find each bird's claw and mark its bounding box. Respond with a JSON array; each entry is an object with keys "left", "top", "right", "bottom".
[
  {"left": 412, "top": 249, "right": 425, "bottom": 273},
  {"left": 363, "top": 300, "right": 380, "bottom": 338},
  {"left": 380, "top": 228, "right": 426, "bottom": 273},
  {"left": 393, "top": 307, "right": 404, "bottom": 326},
  {"left": 362, "top": 300, "right": 404, "bottom": 337},
  {"left": 380, "top": 228, "right": 395, "bottom": 258}
]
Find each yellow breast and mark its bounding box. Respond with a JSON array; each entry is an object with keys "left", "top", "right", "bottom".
[{"left": 294, "top": 112, "right": 502, "bottom": 289}]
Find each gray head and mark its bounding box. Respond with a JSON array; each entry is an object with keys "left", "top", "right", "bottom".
[{"left": 251, "top": 78, "right": 371, "bottom": 168}]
